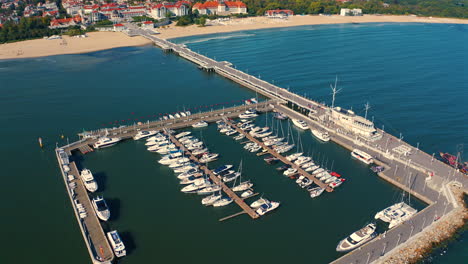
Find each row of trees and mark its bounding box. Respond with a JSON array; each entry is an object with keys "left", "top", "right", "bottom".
[
  {"left": 241, "top": 0, "right": 467, "bottom": 18},
  {"left": 0, "top": 17, "right": 61, "bottom": 43}
]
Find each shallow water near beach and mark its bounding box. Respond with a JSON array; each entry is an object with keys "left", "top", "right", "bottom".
[{"left": 0, "top": 23, "right": 466, "bottom": 263}]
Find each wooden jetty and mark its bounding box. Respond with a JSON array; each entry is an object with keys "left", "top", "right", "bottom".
[
  {"left": 55, "top": 149, "right": 114, "bottom": 264},
  {"left": 165, "top": 131, "right": 259, "bottom": 220},
  {"left": 224, "top": 119, "right": 334, "bottom": 193},
  {"left": 78, "top": 144, "right": 94, "bottom": 155}
]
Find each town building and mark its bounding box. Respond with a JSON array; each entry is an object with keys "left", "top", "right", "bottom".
[
  {"left": 49, "top": 15, "right": 82, "bottom": 28},
  {"left": 150, "top": 1, "right": 190, "bottom": 19},
  {"left": 265, "top": 9, "right": 293, "bottom": 18},
  {"left": 192, "top": 0, "right": 247, "bottom": 15},
  {"left": 340, "top": 8, "right": 363, "bottom": 16}
]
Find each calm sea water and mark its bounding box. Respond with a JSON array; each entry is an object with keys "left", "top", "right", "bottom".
[{"left": 0, "top": 23, "right": 466, "bottom": 264}]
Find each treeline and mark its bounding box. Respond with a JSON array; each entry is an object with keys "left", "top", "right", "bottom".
[
  {"left": 241, "top": 0, "right": 467, "bottom": 18},
  {"left": 0, "top": 17, "right": 61, "bottom": 43}
]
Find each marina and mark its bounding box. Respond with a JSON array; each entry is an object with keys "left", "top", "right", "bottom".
[{"left": 48, "top": 27, "right": 467, "bottom": 264}]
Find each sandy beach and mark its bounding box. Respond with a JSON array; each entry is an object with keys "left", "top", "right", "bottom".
[
  {"left": 0, "top": 31, "right": 152, "bottom": 60},
  {"left": 1, "top": 15, "right": 467, "bottom": 60}
]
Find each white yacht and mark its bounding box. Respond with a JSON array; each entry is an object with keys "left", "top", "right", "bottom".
[
  {"left": 351, "top": 149, "right": 374, "bottom": 164},
  {"left": 192, "top": 121, "right": 208, "bottom": 128},
  {"left": 133, "top": 130, "right": 158, "bottom": 140},
  {"left": 309, "top": 187, "right": 325, "bottom": 198},
  {"left": 311, "top": 128, "right": 330, "bottom": 142},
  {"left": 256, "top": 201, "right": 280, "bottom": 216},
  {"left": 92, "top": 196, "right": 110, "bottom": 221},
  {"left": 238, "top": 109, "right": 258, "bottom": 119},
  {"left": 145, "top": 139, "right": 170, "bottom": 146},
  {"left": 375, "top": 202, "right": 417, "bottom": 229},
  {"left": 177, "top": 168, "right": 199, "bottom": 179},
  {"left": 286, "top": 152, "right": 303, "bottom": 161},
  {"left": 241, "top": 190, "right": 254, "bottom": 198},
  {"left": 336, "top": 223, "right": 377, "bottom": 252},
  {"left": 305, "top": 165, "right": 320, "bottom": 172},
  {"left": 199, "top": 153, "right": 219, "bottom": 163},
  {"left": 174, "top": 164, "right": 198, "bottom": 173},
  {"left": 294, "top": 156, "right": 312, "bottom": 166},
  {"left": 292, "top": 119, "right": 309, "bottom": 130},
  {"left": 213, "top": 197, "right": 233, "bottom": 207},
  {"left": 107, "top": 230, "right": 126, "bottom": 258},
  {"left": 158, "top": 152, "right": 184, "bottom": 165},
  {"left": 175, "top": 131, "right": 191, "bottom": 139},
  {"left": 192, "top": 148, "right": 209, "bottom": 156},
  {"left": 232, "top": 181, "right": 253, "bottom": 192},
  {"left": 93, "top": 137, "right": 121, "bottom": 149},
  {"left": 213, "top": 164, "right": 233, "bottom": 175},
  {"left": 250, "top": 198, "right": 269, "bottom": 208},
  {"left": 197, "top": 185, "right": 222, "bottom": 195},
  {"left": 181, "top": 178, "right": 210, "bottom": 193},
  {"left": 222, "top": 172, "right": 241, "bottom": 183},
  {"left": 168, "top": 158, "right": 191, "bottom": 168},
  {"left": 283, "top": 168, "right": 297, "bottom": 176},
  {"left": 80, "top": 169, "right": 98, "bottom": 192},
  {"left": 202, "top": 193, "right": 222, "bottom": 206}
]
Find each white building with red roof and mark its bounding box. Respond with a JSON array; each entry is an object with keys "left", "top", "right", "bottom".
[
  {"left": 265, "top": 9, "right": 293, "bottom": 18},
  {"left": 49, "top": 15, "right": 82, "bottom": 28},
  {"left": 150, "top": 1, "right": 190, "bottom": 19},
  {"left": 192, "top": 0, "right": 247, "bottom": 15}
]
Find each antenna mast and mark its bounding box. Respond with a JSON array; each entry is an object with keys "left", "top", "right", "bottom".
[
  {"left": 364, "top": 102, "right": 371, "bottom": 120},
  {"left": 330, "top": 76, "right": 341, "bottom": 109}
]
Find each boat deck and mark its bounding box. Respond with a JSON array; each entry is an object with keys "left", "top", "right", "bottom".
[{"left": 166, "top": 131, "right": 260, "bottom": 219}]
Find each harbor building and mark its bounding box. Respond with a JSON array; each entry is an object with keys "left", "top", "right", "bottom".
[
  {"left": 150, "top": 1, "right": 190, "bottom": 19},
  {"left": 340, "top": 8, "right": 363, "bottom": 16},
  {"left": 192, "top": 0, "right": 247, "bottom": 15},
  {"left": 329, "top": 106, "right": 380, "bottom": 140}
]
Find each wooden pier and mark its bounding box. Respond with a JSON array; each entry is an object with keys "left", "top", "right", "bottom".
[
  {"left": 78, "top": 144, "right": 94, "bottom": 155},
  {"left": 224, "top": 119, "right": 334, "bottom": 192},
  {"left": 165, "top": 131, "right": 260, "bottom": 219},
  {"left": 55, "top": 149, "right": 114, "bottom": 264}
]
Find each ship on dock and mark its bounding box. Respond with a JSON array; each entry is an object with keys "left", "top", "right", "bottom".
[
  {"left": 375, "top": 202, "right": 417, "bottom": 229},
  {"left": 336, "top": 223, "right": 377, "bottom": 252}
]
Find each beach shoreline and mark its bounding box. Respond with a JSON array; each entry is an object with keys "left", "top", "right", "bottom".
[{"left": 1, "top": 15, "right": 467, "bottom": 60}]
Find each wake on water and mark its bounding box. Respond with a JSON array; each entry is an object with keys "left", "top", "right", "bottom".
[{"left": 179, "top": 33, "right": 255, "bottom": 45}]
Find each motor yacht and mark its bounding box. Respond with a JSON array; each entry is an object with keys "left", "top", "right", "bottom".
[
  {"left": 197, "top": 185, "right": 222, "bottom": 195},
  {"left": 292, "top": 119, "right": 309, "bottom": 130},
  {"left": 177, "top": 168, "right": 200, "bottom": 179},
  {"left": 174, "top": 164, "right": 198, "bottom": 174},
  {"left": 199, "top": 153, "right": 219, "bottom": 163},
  {"left": 192, "top": 148, "right": 208, "bottom": 156},
  {"left": 336, "top": 223, "right": 377, "bottom": 252},
  {"left": 201, "top": 193, "right": 222, "bottom": 206},
  {"left": 222, "top": 172, "right": 241, "bottom": 182},
  {"left": 232, "top": 181, "right": 253, "bottom": 192},
  {"left": 175, "top": 131, "right": 191, "bottom": 139},
  {"left": 294, "top": 156, "right": 312, "bottom": 166},
  {"left": 93, "top": 137, "right": 121, "bottom": 149},
  {"left": 241, "top": 190, "right": 254, "bottom": 198},
  {"left": 309, "top": 187, "right": 325, "bottom": 198},
  {"left": 213, "top": 165, "right": 233, "bottom": 175},
  {"left": 311, "top": 128, "right": 331, "bottom": 142},
  {"left": 250, "top": 198, "right": 269, "bottom": 208},
  {"left": 192, "top": 121, "right": 208, "bottom": 128},
  {"left": 107, "top": 231, "right": 126, "bottom": 258},
  {"left": 256, "top": 201, "right": 280, "bottom": 216},
  {"left": 133, "top": 130, "right": 158, "bottom": 140},
  {"left": 92, "top": 196, "right": 110, "bottom": 221},
  {"left": 286, "top": 152, "right": 303, "bottom": 161},
  {"left": 80, "top": 169, "right": 98, "bottom": 192},
  {"left": 181, "top": 178, "right": 210, "bottom": 193},
  {"left": 283, "top": 168, "right": 297, "bottom": 176}
]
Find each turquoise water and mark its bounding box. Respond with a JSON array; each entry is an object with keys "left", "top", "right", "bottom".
[{"left": 0, "top": 23, "right": 466, "bottom": 263}]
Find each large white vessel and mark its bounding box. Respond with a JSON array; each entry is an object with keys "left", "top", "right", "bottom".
[
  {"left": 330, "top": 106, "right": 380, "bottom": 139},
  {"left": 192, "top": 121, "right": 208, "bottom": 128},
  {"left": 351, "top": 149, "right": 373, "bottom": 164},
  {"left": 238, "top": 109, "right": 258, "bottom": 119},
  {"left": 375, "top": 202, "right": 417, "bottom": 229},
  {"left": 256, "top": 201, "right": 280, "bottom": 216},
  {"left": 311, "top": 128, "right": 330, "bottom": 142},
  {"left": 92, "top": 196, "right": 110, "bottom": 221},
  {"left": 291, "top": 119, "right": 309, "bottom": 130},
  {"left": 93, "top": 137, "right": 121, "bottom": 149},
  {"left": 107, "top": 230, "right": 126, "bottom": 258},
  {"left": 133, "top": 130, "right": 158, "bottom": 140},
  {"left": 213, "top": 197, "right": 233, "bottom": 207},
  {"left": 336, "top": 223, "right": 377, "bottom": 252},
  {"left": 80, "top": 169, "right": 98, "bottom": 192}
]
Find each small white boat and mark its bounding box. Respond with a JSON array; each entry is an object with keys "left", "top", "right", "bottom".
[
  {"left": 168, "top": 158, "right": 191, "bottom": 168},
  {"left": 213, "top": 197, "right": 233, "bottom": 207},
  {"left": 292, "top": 119, "right": 309, "bottom": 130},
  {"left": 286, "top": 152, "right": 303, "bottom": 161},
  {"left": 179, "top": 175, "right": 203, "bottom": 185},
  {"left": 336, "top": 223, "right": 377, "bottom": 252},
  {"left": 158, "top": 152, "right": 184, "bottom": 165},
  {"left": 233, "top": 134, "right": 245, "bottom": 140},
  {"left": 199, "top": 153, "right": 219, "bottom": 163},
  {"left": 175, "top": 113, "right": 181, "bottom": 118},
  {"left": 305, "top": 165, "right": 320, "bottom": 172},
  {"left": 169, "top": 114, "right": 175, "bottom": 119},
  {"left": 181, "top": 178, "right": 210, "bottom": 193},
  {"left": 133, "top": 130, "right": 158, "bottom": 140},
  {"left": 312, "top": 168, "right": 325, "bottom": 175},
  {"left": 309, "top": 187, "right": 325, "bottom": 198},
  {"left": 202, "top": 193, "right": 222, "bottom": 206},
  {"left": 197, "top": 185, "right": 222, "bottom": 195},
  {"left": 145, "top": 139, "right": 170, "bottom": 146},
  {"left": 329, "top": 179, "right": 344, "bottom": 188},
  {"left": 192, "top": 148, "right": 208, "bottom": 156},
  {"left": 250, "top": 198, "right": 268, "bottom": 208},
  {"left": 225, "top": 130, "right": 237, "bottom": 136},
  {"left": 351, "top": 149, "right": 374, "bottom": 164},
  {"left": 174, "top": 164, "right": 198, "bottom": 173},
  {"left": 294, "top": 156, "right": 312, "bottom": 166},
  {"left": 283, "top": 168, "right": 297, "bottom": 176},
  {"left": 213, "top": 164, "right": 233, "bottom": 175},
  {"left": 232, "top": 181, "right": 253, "bottom": 192},
  {"left": 93, "top": 137, "right": 121, "bottom": 149},
  {"left": 241, "top": 190, "right": 254, "bottom": 198},
  {"left": 92, "top": 196, "right": 110, "bottom": 221},
  {"left": 222, "top": 172, "right": 241, "bottom": 182},
  {"left": 192, "top": 121, "right": 208, "bottom": 128},
  {"left": 177, "top": 168, "right": 200, "bottom": 179},
  {"left": 301, "top": 161, "right": 315, "bottom": 169},
  {"left": 375, "top": 202, "right": 417, "bottom": 229},
  {"left": 275, "top": 144, "right": 295, "bottom": 154},
  {"left": 80, "top": 169, "right": 98, "bottom": 192},
  {"left": 107, "top": 230, "right": 126, "bottom": 258},
  {"left": 175, "top": 131, "right": 191, "bottom": 139},
  {"left": 311, "top": 128, "right": 330, "bottom": 142},
  {"left": 256, "top": 201, "right": 280, "bottom": 216},
  {"left": 238, "top": 109, "right": 258, "bottom": 119}
]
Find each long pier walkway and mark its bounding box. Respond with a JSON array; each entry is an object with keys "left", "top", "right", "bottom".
[
  {"left": 224, "top": 119, "right": 334, "bottom": 192},
  {"left": 165, "top": 130, "right": 259, "bottom": 219}
]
